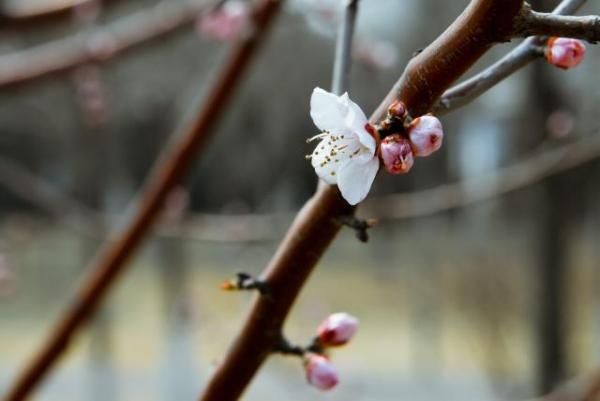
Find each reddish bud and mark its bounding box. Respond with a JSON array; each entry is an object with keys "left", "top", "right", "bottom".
[
  {"left": 387, "top": 100, "right": 407, "bottom": 119},
  {"left": 305, "top": 354, "right": 339, "bottom": 391},
  {"left": 380, "top": 134, "right": 414, "bottom": 175},
  {"left": 408, "top": 115, "right": 444, "bottom": 157},
  {"left": 317, "top": 312, "right": 359, "bottom": 346},
  {"left": 546, "top": 37, "right": 586, "bottom": 70}
]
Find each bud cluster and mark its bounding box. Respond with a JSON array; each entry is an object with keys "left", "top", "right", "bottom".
[
  {"left": 377, "top": 100, "right": 444, "bottom": 175},
  {"left": 302, "top": 312, "right": 359, "bottom": 390}
]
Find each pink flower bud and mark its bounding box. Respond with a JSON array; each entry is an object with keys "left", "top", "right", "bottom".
[
  {"left": 545, "top": 37, "right": 586, "bottom": 70},
  {"left": 380, "top": 134, "right": 414, "bottom": 175},
  {"left": 305, "top": 354, "right": 339, "bottom": 391},
  {"left": 317, "top": 312, "right": 359, "bottom": 347},
  {"left": 408, "top": 115, "right": 444, "bottom": 157}
]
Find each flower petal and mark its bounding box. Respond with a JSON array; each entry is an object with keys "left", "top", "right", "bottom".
[
  {"left": 310, "top": 136, "right": 339, "bottom": 185},
  {"left": 344, "top": 105, "right": 375, "bottom": 157},
  {"left": 337, "top": 157, "right": 379, "bottom": 205},
  {"left": 310, "top": 87, "right": 349, "bottom": 133}
]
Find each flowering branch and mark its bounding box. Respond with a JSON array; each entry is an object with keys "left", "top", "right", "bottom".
[
  {"left": 435, "top": 0, "right": 587, "bottom": 114},
  {"left": 198, "top": 0, "right": 525, "bottom": 400},
  {"left": 515, "top": 7, "right": 600, "bottom": 42},
  {"left": 1, "top": 1, "right": 282, "bottom": 400},
  {"left": 0, "top": 0, "right": 218, "bottom": 88}
]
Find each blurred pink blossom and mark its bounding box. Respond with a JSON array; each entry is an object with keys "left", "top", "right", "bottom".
[
  {"left": 354, "top": 39, "right": 398, "bottom": 70},
  {"left": 197, "top": 1, "right": 251, "bottom": 42}
]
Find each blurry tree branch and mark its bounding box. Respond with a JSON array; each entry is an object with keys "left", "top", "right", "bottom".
[
  {"left": 364, "top": 134, "right": 600, "bottom": 220},
  {"left": 0, "top": 0, "right": 110, "bottom": 27},
  {"left": 1, "top": 1, "right": 282, "bottom": 400},
  {"left": 0, "top": 0, "right": 219, "bottom": 88},
  {"left": 199, "top": 1, "right": 526, "bottom": 400},
  {"left": 435, "top": 0, "right": 587, "bottom": 114},
  {"left": 0, "top": 155, "right": 101, "bottom": 235}
]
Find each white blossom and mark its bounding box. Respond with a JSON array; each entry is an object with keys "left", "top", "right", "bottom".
[{"left": 307, "top": 87, "right": 379, "bottom": 205}]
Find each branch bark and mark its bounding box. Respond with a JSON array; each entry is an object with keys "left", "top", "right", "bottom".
[
  {"left": 1, "top": 1, "right": 282, "bottom": 400},
  {"left": 198, "top": 0, "right": 524, "bottom": 400}
]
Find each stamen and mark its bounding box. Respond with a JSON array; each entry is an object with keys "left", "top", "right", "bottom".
[{"left": 306, "top": 132, "right": 329, "bottom": 143}]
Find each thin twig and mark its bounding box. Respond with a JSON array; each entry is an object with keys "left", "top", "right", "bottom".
[
  {"left": 0, "top": 0, "right": 218, "bottom": 88},
  {"left": 198, "top": 1, "right": 525, "bottom": 400},
  {"left": 331, "top": 0, "right": 359, "bottom": 96},
  {"left": 515, "top": 9, "right": 600, "bottom": 43},
  {"left": 435, "top": 0, "right": 588, "bottom": 115},
  {"left": 1, "top": 1, "right": 282, "bottom": 400}
]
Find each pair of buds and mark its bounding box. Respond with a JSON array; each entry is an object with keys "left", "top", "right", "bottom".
[{"left": 304, "top": 312, "right": 359, "bottom": 391}]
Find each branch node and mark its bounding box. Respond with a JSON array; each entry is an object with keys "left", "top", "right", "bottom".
[
  {"left": 336, "top": 215, "right": 378, "bottom": 242},
  {"left": 220, "top": 272, "right": 271, "bottom": 296},
  {"left": 273, "top": 337, "right": 306, "bottom": 357}
]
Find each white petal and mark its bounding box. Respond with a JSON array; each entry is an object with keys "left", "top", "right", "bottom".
[
  {"left": 310, "top": 87, "right": 349, "bottom": 133},
  {"left": 310, "top": 137, "right": 339, "bottom": 185},
  {"left": 342, "top": 96, "right": 375, "bottom": 156},
  {"left": 337, "top": 157, "right": 379, "bottom": 205}
]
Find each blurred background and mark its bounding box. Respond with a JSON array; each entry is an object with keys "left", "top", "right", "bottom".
[{"left": 1, "top": 0, "right": 600, "bottom": 400}]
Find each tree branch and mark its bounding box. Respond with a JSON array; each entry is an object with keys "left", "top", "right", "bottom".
[
  {"left": 1, "top": 1, "right": 282, "bottom": 400},
  {"left": 435, "top": 0, "right": 587, "bottom": 114},
  {"left": 515, "top": 8, "right": 600, "bottom": 43},
  {"left": 0, "top": 0, "right": 218, "bottom": 88},
  {"left": 198, "top": 0, "right": 525, "bottom": 400}
]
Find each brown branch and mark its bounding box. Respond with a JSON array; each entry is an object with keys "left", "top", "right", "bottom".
[
  {"left": 0, "top": 0, "right": 217, "bottom": 88},
  {"left": 515, "top": 8, "right": 600, "bottom": 43},
  {"left": 1, "top": 1, "right": 282, "bottom": 400},
  {"left": 435, "top": 0, "right": 587, "bottom": 114},
  {"left": 198, "top": 0, "right": 525, "bottom": 400}
]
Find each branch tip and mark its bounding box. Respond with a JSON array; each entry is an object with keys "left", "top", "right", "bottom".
[{"left": 220, "top": 272, "right": 271, "bottom": 295}]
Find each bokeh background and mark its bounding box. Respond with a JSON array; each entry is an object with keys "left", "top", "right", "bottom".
[{"left": 1, "top": 0, "right": 600, "bottom": 400}]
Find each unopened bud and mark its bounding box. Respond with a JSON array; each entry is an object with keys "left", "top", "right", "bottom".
[
  {"left": 305, "top": 354, "right": 339, "bottom": 391},
  {"left": 546, "top": 37, "right": 586, "bottom": 70},
  {"left": 317, "top": 312, "right": 359, "bottom": 347},
  {"left": 387, "top": 100, "right": 407, "bottom": 119},
  {"left": 408, "top": 115, "right": 444, "bottom": 157},
  {"left": 380, "top": 134, "right": 414, "bottom": 175}
]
